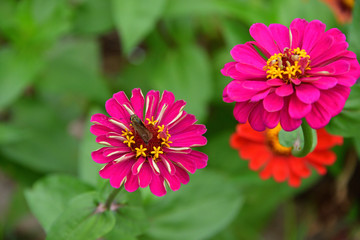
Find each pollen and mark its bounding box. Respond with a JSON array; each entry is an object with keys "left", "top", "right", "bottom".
[
  {"left": 263, "top": 48, "right": 311, "bottom": 83},
  {"left": 266, "top": 124, "right": 292, "bottom": 156}
]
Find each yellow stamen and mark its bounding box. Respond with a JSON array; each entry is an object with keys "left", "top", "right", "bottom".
[
  {"left": 123, "top": 135, "right": 135, "bottom": 147},
  {"left": 121, "top": 128, "right": 133, "bottom": 137},
  {"left": 161, "top": 136, "right": 173, "bottom": 148},
  {"left": 151, "top": 146, "right": 163, "bottom": 159},
  {"left": 135, "top": 145, "right": 147, "bottom": 157},
  {"left": 146, "top": 116, "right": 158, "bottom": 125}
]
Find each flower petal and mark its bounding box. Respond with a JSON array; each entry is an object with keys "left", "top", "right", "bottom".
[
  {"left": 288, "top": 94, "right": 312, "bottom": 119},
  {"left": 295, "top": 84, "right": 320, "bottom": 104},
  {"left": 149, "top": 174, "right": 167, "bottom": 197},
  {"left": 275, "top": 84, "right": 294, "bottom": 97},
  {"left": 248, "top": 103, "right": 266, "bottom": 131},
  {"left": 263, "top": 92, "right": 284, "bottom": 112},
  {"left": 269, "top": 23, "right": 290, "bottom": 51},
  {"left": 250, "top": 23, "right": 280, "bottom": 55}
]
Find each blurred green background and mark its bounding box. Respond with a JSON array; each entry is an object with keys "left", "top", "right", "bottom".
[{"left": 0, "top": 0, "right": 360, "bottom": 239}]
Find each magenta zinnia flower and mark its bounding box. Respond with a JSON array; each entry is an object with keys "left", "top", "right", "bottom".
[
  {"left": 222, "top": 18, "right": 360, "bottom": 131},
  {"left": 90, "top": 89, "right": 208, "bottom": 197}
]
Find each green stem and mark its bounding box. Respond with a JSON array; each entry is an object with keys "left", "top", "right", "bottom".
[
  {"left": 291, "top": 120, "right": 317, "bottom": 158},
  {"left": 105, "top": 186, "right": 123, "bottom": 210}
]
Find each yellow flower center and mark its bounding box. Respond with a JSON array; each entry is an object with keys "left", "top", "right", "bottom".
[
  {"left": 266, "top": 124, "right": 292, "bottom": 156},
  {"left": 263, "top": 48, "right": 311, "bottom": 83},
  {"left": 121, "top": 119, "right": 171, "bottom": 161}
]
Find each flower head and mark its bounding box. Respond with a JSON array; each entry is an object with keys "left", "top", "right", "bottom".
[
  {"left": 90, "top": 89, "right": 208, "bottom": 197},
  {"left": 230, "top": 122, "right": 343, "bottom": 187},
  {"left": 222, "top": 18, "right": 360, "bottom": 131}
]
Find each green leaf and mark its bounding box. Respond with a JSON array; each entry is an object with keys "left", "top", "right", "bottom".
[
  {"left": 0, "top": 48, "right": 43, "bottom": 110},
  {"left": 46, "top": 192, "right": 116, "bottom": 240},
  {"left": 78, "top": 107, "right": 104, "bottom": 186},
  {"left": 73, "top": 0, "right": 114, "bottom": 35},
  {"left": 25, "top": 175, "right": 93, "bottom": 232},
  {"left": 111, "top": 0, "right": 166, "bottom": 55},
  {"left": 152, "top": 44, "right": 212, "bottom": 121},
  {"left": 0, "top": 99, "right": 78, "bottom": 173},
  {"left": 326, "top": 84, "right": 360, "bottom": 137},
  {"left": 37, "top": 39, "right": 110, "bottom": 103},
  {"left": 348, "top": 0, "right": 360, "bottom": 57},
  {"left": 144, "top": 170, "right": 243, "bottom": 240}
]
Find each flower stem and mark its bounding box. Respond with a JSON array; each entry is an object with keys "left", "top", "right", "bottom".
[
  {"left": 105, "top": 186, "right": 123, "bottom": 210},
  {"left": 291, "top": 120, "right": 317, "bottom": 158}
]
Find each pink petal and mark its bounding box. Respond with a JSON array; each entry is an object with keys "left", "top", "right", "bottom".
[
  {"left": 170, "top": 135, "right": 207, "bottom": 148},
  {"left": 316, "top": 86, "right": 348, "bottom": 116},
  {"left": 302, "top": 20, "right": 326, "bottom": 54},
  {"left": 190, "top": 150, "right": 208, "bottom": 169},
  {"left": 90, "top": 125, "right": 112, "bottom": 137},
  {"left": 174, "top": 166, "right": 190, "bottom": 185},
  {"left": 159, "top": 100, "right": 186, "bottom": 126},
  {"left": 107, "top": 161, "right": 133, "bottom": 188},
  {"left": 113, "top": 91, "right": 135, "bottom": 115},
  {"left": 168, "top": 113, "right": 196, "bottom": 134},
  {"left": 303, "top": 77, "right": 337, "bottom": 90},
  {"left": 248, "top": 103, "right": 266, "bottom": 131},
  {"left": 145, "top": 90, "right": 160, "bottom": 120},
  {"left": 233, "top": 101, "right": 257, "bottom": 123},
  {"left": 159, "top": 155, "right": 176, "bottom": 175},
  {"left": 309, "top": 60, "right": 350, "bottom": 76},
  {"left": 226, "top": 81, "right": 259, "bottom": 102},
  {"left": 131, "top": 156, "right": 146, "bottom": 175},
  {"left": 96, "top": 135, "right": 125, "bottom": 147},
  {"left": 250, "top": 23, "right": 280, "bottom": 55},
  {"left": 221, "top": 62, "right": 244, "bottom": 80},
  {"left": 130, "top": 88, "right": 145, "bottom": 120},
  {"left": 156, "top": 90, "right": 175, "bottom": 122},
  {"left": 263, "top": 92, "right": 284, "bottom": 112},
  {"left": 263, "top": 110, "right": 280, "bottom": 129},
  {"left": 235, "top": 62, "right": 267, "bottom": 77},
  {"left": 149, "top": 174, "right": 167, "bottom": 197},
  {"left": 148, "top": 158, "right": 160, "bottom": 175},
  {"left": 288, "top": 94, "right": 312, "bottom": 119},
  {"left": 269, "top": 23, "right": 290, "bottom": 51},
  {"left": 305, "top": 101, "right": 331, "bottom": 129},
  {"left": 138, "top": 163, "right": 153, "bottom": 188},
  {"left": 250, "top": 89, "right": 271, "bottom": 102},
  {"left": 124, "top": 173, "right": 140, "bottom": 192},
  {"left": 230, "top": 43, "right": 267, "bottom": 69},
  {"left": 289, "top": 18, "right": 309, "bottom": 48},
  {"left": 164, "top": 152, "right": 196, "bottom": 173},
  {"left": 267, "top": 78, "right": 285, "bottom": 86},
  {"left": 158, "top": 162, "right": 181, "bottom": 191},
  {"left": 295, "top": 84, "right": 320, "bottom": 104},
  {"left": 92, "top": 148, "right": 117, "bottom": 164},
  {"left": 242, "top": 81, "right": 270, "bottom": 91},
  {"left": 105, "top": 98, "right": 131, "bottom": 125},
  {"left": 275, "top": 84, "right": 294, "bottom": 96},
  {"left": 279, "top": 99, "right": 302, "bottom": 131}
]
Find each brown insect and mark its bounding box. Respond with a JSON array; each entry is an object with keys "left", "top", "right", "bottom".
[{"left": 130, "top": 114, "right": 153, "bottom": 144}]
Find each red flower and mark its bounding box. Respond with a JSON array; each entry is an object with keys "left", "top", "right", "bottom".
[{"left": 230, "top": 123, "right": 343, "bottom": 187}]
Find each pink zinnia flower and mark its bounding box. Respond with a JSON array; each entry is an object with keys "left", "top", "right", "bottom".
[
  {"left": 90, "top": 89, "right": 208, "bottom": 197},
  {"left": 222, "top": 18, "right": 360, "bottom": 131}
]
